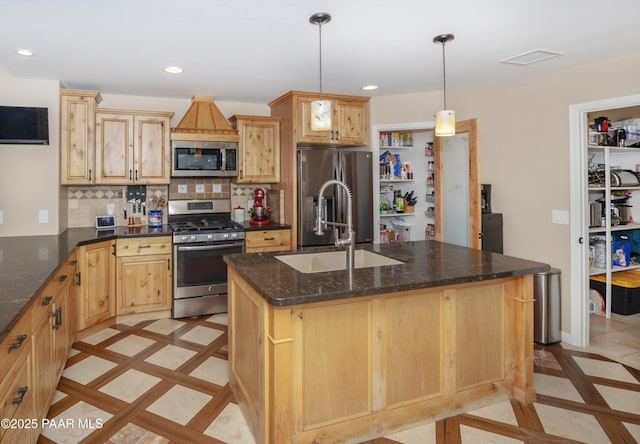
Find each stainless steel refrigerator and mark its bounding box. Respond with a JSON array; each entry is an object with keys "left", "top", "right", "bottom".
[{"left": 297, "top": 146, "right": 373, "bottom": 247}]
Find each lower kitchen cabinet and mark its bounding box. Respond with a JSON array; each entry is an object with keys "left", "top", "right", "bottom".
[
  {"left": 77, "top": 240, "right": 116, "bottom": 330},
  {"left": 245, "top": 229, "right": 291, "bottom": 253},
  {"left": 0, "top": 309, "right": 34, "bottom": 444},
  {"left": 116, "top": 236, "right": 172, "bottom": 315}
]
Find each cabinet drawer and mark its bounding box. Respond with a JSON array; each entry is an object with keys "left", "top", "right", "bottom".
[
  {"left": 245, "top": 230, "right": 291, "bottom": 253},
  {"left": 0, "top": 342, "right": 32, "bottom": 428},
  {"left": 116, "top": 236, "right": 171, "bottom": 257},
  {"left": 0, "top": 309, "right": 31, "bottom": 379},
  {"left": 31, "top": 280, "right": 56, "bottom": 333}
]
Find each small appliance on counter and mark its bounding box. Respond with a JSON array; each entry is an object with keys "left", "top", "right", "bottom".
[{"left": 250, "top": 187, "right": 270, "bottom": 225}]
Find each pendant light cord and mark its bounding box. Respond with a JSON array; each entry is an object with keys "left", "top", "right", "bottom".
[
  {"left": 318, "top": 22, "right": 323, "bottom": 101},
  {"left": 441, "top": 40, "right": 447, "bottom": 110}
]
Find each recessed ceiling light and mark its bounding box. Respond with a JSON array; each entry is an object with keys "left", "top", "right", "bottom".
[
  {"left": 15, "top": 49, "right": 33, "bottom": 57},
  {"left": 164, "top": 66, "right": 184, "bottom": 74},
  {"left": 501, "top": 49, "right": 563, "bottom": 65},
  {"left": 362, "top": 85, "right": 378, "bottom": 91}
]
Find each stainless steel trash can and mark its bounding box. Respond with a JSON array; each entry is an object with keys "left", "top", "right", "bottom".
[{"left": 533, "top": 268, "right": 561, "bottom": 345}]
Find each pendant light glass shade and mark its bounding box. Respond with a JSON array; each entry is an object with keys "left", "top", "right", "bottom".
[
  {"left": 311, "top": 99, "right": 332, "bottom": 130},
  {"left": 435, "top": 109, "right": 455, "bottom": 137},
  {"left": 433, "top": 34, "right": 455, "bottom": 137},
  {"left": 310, "top": 13, "right": 332, "bottom": 131}
]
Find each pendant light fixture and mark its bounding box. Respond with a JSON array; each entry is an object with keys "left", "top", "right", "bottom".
[
  {"left": 433, "top": 34, "right": 455, "bottom": 137},
  {"left": 309, "top": 12, "right": 332, "bottom": 131}
]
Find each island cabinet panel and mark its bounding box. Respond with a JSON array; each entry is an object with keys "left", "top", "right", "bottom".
[
  {"left": 295, "top": 302, "right": 371, "bottom": 428},
  {"left": 228, "top": 272, "right": 266, "bottom": 442},
  {"left": 228, "top": 267, "right": 536, "bottom": 444},
  {"left": 455, "top": 284, "right": 506, "bottom": 390},
  {"left": 384, "top": 292, "right": 444, "bottom": 406}
]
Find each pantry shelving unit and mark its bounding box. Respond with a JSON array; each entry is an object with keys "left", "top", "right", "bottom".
[
  {"left": 586, "top": 114, "right": 640, "bottom": 317},
  {"left": 374, "top": 124, "right": 434, "bottom": 243}
]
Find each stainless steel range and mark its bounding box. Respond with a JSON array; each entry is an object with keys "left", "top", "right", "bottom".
[{"left": 168, "top": 199, "right": 245, "bottom": 318}]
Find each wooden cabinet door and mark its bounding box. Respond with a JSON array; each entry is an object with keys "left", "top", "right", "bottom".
[
  {"left": 78, "top": 240, "right": 116, "bottom": 330},
  {"left": 96, "top": 111, "right": 135, "bottom": 184},
  {"left": 116, "top": 254, "right": 172, "bottom": 314},
  {"left": 334, "top": 100, "right": 368, "bottom": 145},
  {"left": 32, "top": 314, "right": 55, "bottom": 420},
  {"left": 60, "top": 90, "right": 101, "bottom": 184},
  {"left": 297, "top": 97, "right": 333, "bottom": 144},
  {"left": 134, "top": 114, "right": 171, "bottom": 184},
  {"left": 232, "top": 116, "right": 281, "bottom": 183}
]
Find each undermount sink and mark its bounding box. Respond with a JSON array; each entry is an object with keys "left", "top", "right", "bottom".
[{"left": 276, "top": 250, "right": 403, "bottom": 274}]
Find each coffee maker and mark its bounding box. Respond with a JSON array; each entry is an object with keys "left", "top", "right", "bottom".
[{"left": 250, "top": 187, "right": 270, "bottom": 225}]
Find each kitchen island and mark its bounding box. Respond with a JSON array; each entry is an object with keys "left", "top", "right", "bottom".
[{"left": 224, "top": 240, "right": 549, "bottom": 444}]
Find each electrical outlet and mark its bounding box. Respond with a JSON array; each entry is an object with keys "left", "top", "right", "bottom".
[
  {"left": 107, "top": 203, "right": 115, "bottom": 216},
  {"left": 0, "top": 210, "right": 3, "bottom": 224},
  {"left": 38, "top": 210, "right": 48, "bottom": 224},
  {"left": 196, "top": 184, "right": 205, "bottom": 193},
  {"left": 213, "top": 183, "right": 222, "bottom": 193},
  {"left": 178, "top": 184, "right": 187, "bottom": 193}
]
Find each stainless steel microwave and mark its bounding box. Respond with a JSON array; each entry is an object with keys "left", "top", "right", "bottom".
[{"left": 171, "top": 140, "right": 238, "bottom": 177}]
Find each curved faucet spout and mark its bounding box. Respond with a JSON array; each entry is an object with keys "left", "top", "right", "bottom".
[{"left": 316, "top": 179, "right": 355, "bottom": 270}]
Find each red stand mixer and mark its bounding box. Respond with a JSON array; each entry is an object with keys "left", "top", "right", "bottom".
[{"left": 250, "top": 187, "right": 270, "bottom": 225}]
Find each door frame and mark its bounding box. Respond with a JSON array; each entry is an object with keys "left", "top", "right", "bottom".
[
  {"left": 434, "top": 119, "right": 481, "bottom": 249},
  {"left": 568, "top": 93, "right": 640, "bottom": 347}
]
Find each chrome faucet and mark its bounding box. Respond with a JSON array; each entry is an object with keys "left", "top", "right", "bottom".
[{"left": 316, "top": 179, "right": 355, "bottom": 271}]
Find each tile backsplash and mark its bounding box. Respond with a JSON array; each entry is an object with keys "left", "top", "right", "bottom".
[{"left": 66, "top": 179, "right": 271, "bottom": 227}]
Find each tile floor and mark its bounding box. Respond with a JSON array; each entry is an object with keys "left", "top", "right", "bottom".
[{"left": 33, "top": 313, "right": 640, "bottom": 444}]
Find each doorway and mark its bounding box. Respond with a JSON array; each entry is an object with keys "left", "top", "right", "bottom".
[{"left": 568, "top": 93, "right": 640, "bottom": 347}]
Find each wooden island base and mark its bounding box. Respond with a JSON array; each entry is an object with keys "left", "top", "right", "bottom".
[{"left": 228, "top": 268, "right": 536, "bottom": 443}]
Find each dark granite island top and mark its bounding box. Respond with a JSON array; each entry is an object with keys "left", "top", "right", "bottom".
[
  {"left": 226, "top": 240, "right": 550, "bottom": 443},
  {"left": 223, "top": 240, "right": 550, "bottom": 306}
]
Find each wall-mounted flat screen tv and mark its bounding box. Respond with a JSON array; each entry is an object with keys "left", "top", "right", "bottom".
[{"left": 0, "top": 106, "right": 49, "bottom": 145}]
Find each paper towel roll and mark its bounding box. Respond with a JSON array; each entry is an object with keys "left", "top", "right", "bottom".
[{"left": 233, "top": 207, "right": 245, "bottom": 223}]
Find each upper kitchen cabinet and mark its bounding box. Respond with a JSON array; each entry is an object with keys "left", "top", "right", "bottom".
[
  {"left": 229, "top": 115, "right": 281, "bottom": 183},
  {"left": 95, "top": 109, "right": 173, "bottom": 184},
  {"left": 271, "top": 91, "right": 370, "bottom": 146},
  {"left": 60, "top": 89, "right": 102, "bottom": 185}
]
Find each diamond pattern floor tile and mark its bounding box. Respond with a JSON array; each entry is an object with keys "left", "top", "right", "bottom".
[
  {"left": 38, "top": 317, "right": 640, "bottom": 444},
  {"left": 144, "top": 344, "right": 197, "bottom": 370},
  {"left": 40, "top": 401, "right": 113, "bottom": 444},
  {"left": 106, "top": 334, "right": 156, "bottom": 357},
  {"left": 62, "top": 355, "right": 118, "bottom": 384},
  {"left": 179, "top": 325, "right": 224, "bottom": 346},
  {"left": 146, "top": 385, "right": 212, "bottom": 425}
]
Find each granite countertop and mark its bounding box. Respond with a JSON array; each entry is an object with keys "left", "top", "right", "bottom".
[
  {"left": 0, "top": 225, "right": 172, "bottom": 342},
  {"left": 224, "top": 240, "right": 551, "bottom": 306}
]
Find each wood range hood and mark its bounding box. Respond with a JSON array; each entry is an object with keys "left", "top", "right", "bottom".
[{"left": 171, "top": 95, "right": 239, "bottom": 142}]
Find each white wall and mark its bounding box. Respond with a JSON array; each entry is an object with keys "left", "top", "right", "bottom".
[
  {"left": 369, "top": 50, "right": 640, "bottom": 337},
  {"left": 0, "top": 67, "right": 61, "bottom": 236}
]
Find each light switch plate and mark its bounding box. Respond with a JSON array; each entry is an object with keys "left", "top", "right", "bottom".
[
  {"left": 178, "top": 184, "right": 187, "bottom": 193},
  {"left": 196, "top": 184, "right": 205, "bottom": 193},
  {"left": 0, "top": 210, "right": 3, "bottom": 224},
  {"left": 38, "top": 210, "right": 48, "bottom": 224},
  {"left": 551, "top": 209, "right": 569, "bottom": 225}
]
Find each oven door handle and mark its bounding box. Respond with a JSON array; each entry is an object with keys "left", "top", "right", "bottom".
[{"left": 177, "top": 243, "right": 242, "bottom": 252}]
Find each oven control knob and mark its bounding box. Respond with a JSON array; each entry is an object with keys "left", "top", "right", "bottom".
[
  {"left": 231, "top": 232, "right": 237, "bottom": 239},
  {"left": 207, "top": 234, "right": 213, "bottom": 240},
  {"left": 181, "top": 236, "right": 188, "bottom": 242},
  {"left": 190, "top": 235, "right": 197, "bottom": 241},
  {"left": 223, "top": 233, "right": 229, "bottom": 240}
]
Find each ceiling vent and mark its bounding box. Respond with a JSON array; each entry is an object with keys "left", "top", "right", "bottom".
[{"left": 501, "top": 49, "right": 563, "bottom": 66}]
